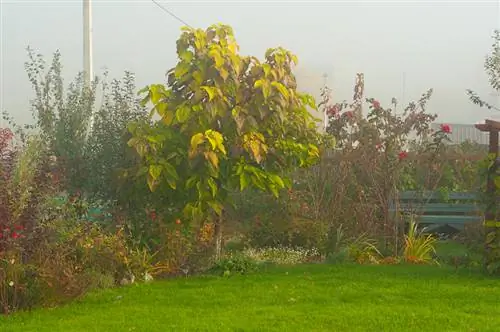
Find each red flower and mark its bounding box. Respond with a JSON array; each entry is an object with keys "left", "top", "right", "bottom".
[
  {"left": 440, "top": 124, "right": 452, "bottom": 134},
  {"left": 150, "top": 211, "right": 157, "bottom": 221},
  {"left": 398, "top": 151, "right": 409, "bottom": 160},
  {"left": 372, "top": 100, "right": 381, "bottom": 109},
  {"left": 11, "top": 232, "right": 20, "bottom": 239},
  {"left": 14, "top": 225, "right": 24, "bottom": 231},
  {"left": 175, "top": 219, "right": 181, "bottom": 225},
  {"left": 344, "top": 111, "right": 353, "bottom": 118},
  {"left": 326, "top": 105, "right": 339, "bottom": 116}
]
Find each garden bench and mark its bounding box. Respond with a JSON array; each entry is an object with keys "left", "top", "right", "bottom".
[{"left": 389, "top": 191, "right": 483, "bottom": 232}]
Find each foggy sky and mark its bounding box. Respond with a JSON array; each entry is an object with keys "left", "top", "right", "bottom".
[{"left": 1, "top": 0, "right": 500, "bottom": 126}]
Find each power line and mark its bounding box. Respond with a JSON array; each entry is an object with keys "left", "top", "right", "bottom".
[{"left": 151, "top": 0, "right": 193, "bottom": 28}]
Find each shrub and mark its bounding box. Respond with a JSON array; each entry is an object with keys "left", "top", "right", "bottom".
[
  {"left": 246, "top": 214, "right": 329, "bottom": 252},
  {"left": 210, "top": 254, "right": 259, "bottom": 276},
  {"left": 0, "top": 249, "right": 41, "bottom": 314},
  {"left": 403, "top": 220, "right": 438, "bottom": 264},
  {"left": 243, "top": 247, "right": 321, "bottom": 265},
  {"left": 345, "top": 233, "right": 382, "bottom": 264}
]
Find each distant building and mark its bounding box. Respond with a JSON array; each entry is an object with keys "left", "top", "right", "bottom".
[{"left": 431, "top": 123, "right": 489, "bottom": 146}]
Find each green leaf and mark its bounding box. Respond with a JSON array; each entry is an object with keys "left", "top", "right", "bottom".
[
  {"left": 148, "top": 165, "right": 162, "bottom": 180},
  {"left": 166, "top": 178, "right": 177, "bottom": 190},
  {"left": 154, "top": 103, "right": 167, "bottom": 118},
  {"left": 146, "top": 135, "right": 164, "bottom": 144},
  {"left": 162, "top": 161, "right": 179, "bottom": 181},
  {"left": 271, "top": 82, "right": 289, "bottom": 100},
  {"left": 150, "top": 85, "right": 165, "bottom": 104},
  {"left": 262, "top": 82, "right": 270, "bottom": 100},
  {"left": 193, "top": 71, "right": 204, "bottom": 85},
  {"left": 147, "top": 174, "right": 157, "bottom": 192},
  {"left": 239, "top": 173, "right": 249, "bottom": 191},
  {"left": 179, "top": 50, "right": 193, "bottom": 62},
  {"left": 174, "top": 62, "right": 190, "bottom": 79},
  {"left": 176, "top": 106, "right": 190, "bottom": 123},
  {"left": 268, "top": 174, "right": 285, "bottom": 188},
  {"left": 268, "top": 184, "right": 279, "bottom": 198},
  {"left": 262, "top": 64, "right": 271, "bottom": 77},
  {"left": 208, "top": 201, "right": 223, "bottom": 215},
  {"left": 137, "top": 86, "right": 149, "bottom": 95},
  {"left": 207, "top": 177, "right": 218, "bottom": 197},
  {"left": 186, "top": 176, "right": 198, "bottom": 189}
]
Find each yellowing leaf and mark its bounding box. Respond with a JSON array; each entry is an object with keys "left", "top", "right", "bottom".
[
  {"left": 162, "top": 110, "right": 175, "bottom": 126},
  {"left": 150, "top": 84, "right": 166, "bottom": 104},
  {"left": 204, "top": 151, "right": 219, "bottom": 169},
  {"left": 148, "top": 164, "right": 162, "bottom": 180},
  {"left": 219, "top": 68, "right": 229, "bottom": 81},
  {"left": 147, "top": 174, "right": 157, "bottom": 192},
  {"left": 190, "top": 133, "right": 205, "bottom": 151},
  {"left": 201, "top": 86, "right": 217, "bottom": 101},
  {"left": 205, "top": 130, "right": 226, "bottom": 154},
  {"left": 254, "top": 80, "right": 264, "bottom": 88},
  {"left": 208, "top": 49, "right": 224, "bottom": 68}
]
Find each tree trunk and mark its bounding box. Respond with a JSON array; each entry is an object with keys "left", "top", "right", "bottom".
[{"left": 214, "top": 213, "right": 223, "bottom": 261}]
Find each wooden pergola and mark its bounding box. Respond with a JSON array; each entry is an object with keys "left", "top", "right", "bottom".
[{"left": 475, "top": 119, "right": 500, "bottom": 273}]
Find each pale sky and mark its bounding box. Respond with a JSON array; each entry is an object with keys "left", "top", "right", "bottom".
[{"left": 1, "top": 0, "right": 500, "bottom": 126}]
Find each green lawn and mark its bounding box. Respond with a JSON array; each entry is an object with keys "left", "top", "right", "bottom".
[{"left": 1, "top": 264, "right": 499, "bottom": 331}]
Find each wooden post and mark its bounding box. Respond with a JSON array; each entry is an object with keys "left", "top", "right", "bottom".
[{"left": 475, "top": 120, "right": 500, "bottom": 274}]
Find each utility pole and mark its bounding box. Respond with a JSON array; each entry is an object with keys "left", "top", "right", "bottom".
[{"left": 83, "top": 0, "right": 93, "bottom": 88}]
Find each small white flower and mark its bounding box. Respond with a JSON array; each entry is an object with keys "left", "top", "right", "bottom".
[
  {"left": 10, "top": 259, "right": 15, "bottom": 265},
  {"left": 144, "top": 272, "right": 153, "bottom": 282},
  {"left": 8, "top": 281, "right": 14, "bottom": 287}
]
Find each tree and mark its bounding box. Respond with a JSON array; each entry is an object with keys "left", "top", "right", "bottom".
[
  {"left": 128, "top": 24, "right": 324, "bottom": 259},
  {"left": 467, "top": 30, "right": 500, "bottom": 111}
]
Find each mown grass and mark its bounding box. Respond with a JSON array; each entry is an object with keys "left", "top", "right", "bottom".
[{"left": 1, "top": 264, "right": 499, "bottom": 331}]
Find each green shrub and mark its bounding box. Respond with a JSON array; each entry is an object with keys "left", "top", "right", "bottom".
[
  {"left": 247, "top": 217, "right": 329, "bottom": 252},
  {"left": 243, "top": 247, "right": 321, "bottom": 265},
  {"left": 210, "top": 254, "right": 258, "bottom": 276},
  {"left": 0, "top": 252, "right": 42, "bottom": 314}
]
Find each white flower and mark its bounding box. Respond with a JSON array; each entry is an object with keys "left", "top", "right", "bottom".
[
  {"left": 8, "top": 281, "right": 14, "bottom": 287},
  {"left": 144, "top": 272, "right": 153, "bottom": 283}
]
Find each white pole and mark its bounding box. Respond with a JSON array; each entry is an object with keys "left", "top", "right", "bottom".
[{"left": 83, "top": 0, "right": 93, "bottom": 87}]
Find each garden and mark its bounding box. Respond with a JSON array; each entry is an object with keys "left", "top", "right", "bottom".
[{"left": 0, "top": 24, "right": 499, "bottom": 330}]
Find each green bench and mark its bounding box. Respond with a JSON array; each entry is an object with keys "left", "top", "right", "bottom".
[{"left": 390, "top": 191, "right": 483, "bottom": 232}]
